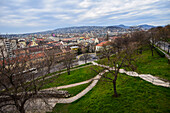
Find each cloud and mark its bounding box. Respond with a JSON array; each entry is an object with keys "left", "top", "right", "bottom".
[
  {"left": 53, "top": 15, "right": 72, "bottom": 20},
  {"left": 0, "top": 0, "right": 170, "bottom": 33}
]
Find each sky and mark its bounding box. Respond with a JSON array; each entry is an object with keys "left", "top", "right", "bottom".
[{"left": 0, "top": 0, "right": 170, "bottom": 34}]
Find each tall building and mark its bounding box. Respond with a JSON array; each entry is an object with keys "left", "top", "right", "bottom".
[{"left": 0, "top": 38, "right": 17, "bottom": 58}]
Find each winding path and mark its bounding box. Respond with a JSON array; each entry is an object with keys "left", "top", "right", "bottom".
[
  {"left": 26, "top": 69, "right": 107, "bottom": 113},
  {"left": 92, "top": 61, "right": 170, "bottom": 87},
  {"left": 25, "top": 61, "right": 170, "bottom": 113}
]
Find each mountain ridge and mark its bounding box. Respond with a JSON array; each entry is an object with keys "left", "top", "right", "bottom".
[{"left": 0, "top": 24, "right": 158, "bottom": 36}]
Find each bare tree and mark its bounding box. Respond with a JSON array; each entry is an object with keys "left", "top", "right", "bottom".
[
  {"left": 0, "top": 48, "right": 41, "bottom": 113},
  {"left": 131, "top": 31, "right": 147, "bottom": 54},
  {"left": 93, "top": 39, "right": 137, "bottom": 97},
  {"left": 99, "top": 43, "right": 113, "bottom": 62},
  {"left": 43, "top": 46, "right": 61, "bottom": 74},
  {"left": 0, "top": 46, "right": 66, "bottom": 113},
  {"left": 147, "top": 27, "right": 163, "bottom": 56},
  {"left": 82, "top": 53, "right": 90, "bottom": 64},
  {"left": 111, "top": 38, "right": 124, "bottom": 53},
  {"left": 157, "top": 25, "right": 170, "bottom": 50},
  {"left": 81, "top": 49, "right": 91, "bottom": 64},
  {"left": 62, "top": 51, "right": 76, "bottom": 75}
]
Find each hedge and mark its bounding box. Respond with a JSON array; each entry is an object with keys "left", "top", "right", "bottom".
[{"left": 154, "top": 47, "right": 165, "bottom": 57}]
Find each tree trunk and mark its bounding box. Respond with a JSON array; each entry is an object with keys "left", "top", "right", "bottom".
[
  {"left": 107, "top": 56, "right": 110, "bottom": 61},
  {"left": 19, "top": 106, "right": 25, "bottom": 113},
  {"left": 47, "top": 67, "right": 50, "bottom": 74},
  {"left": 139, "top": 48, "right": 143, "bottom": 54},
  {"left": 117, "top": 48, "right": 119, "bottom": 53},
  {"left": 85, "top": 60, "right": 87, "bottom": 64},
  {"left": 67, "top": 68, "right": 70, "bottom": 75},
  {"left": 16, "top": 104, "right": 25, "bottom": 113},
  {"left": 112, "top": 80, "right": 118, "bottom": 97},
  {"left": 151, "top": 49, "right": 154, "bottom": 56},
  {"left": 150, "top": 45, "right": 154, "bottom": 56},
  {"left": 151, "top": 47, "right": 154, "bottom": 56}
]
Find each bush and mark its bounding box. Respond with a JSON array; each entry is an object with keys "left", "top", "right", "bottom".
[{"left": 154, "top": 47, "right": 165, "bottom": 57}]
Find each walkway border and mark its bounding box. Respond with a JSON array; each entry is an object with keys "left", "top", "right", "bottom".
[
  {"left": 92, "top": 61, "right": 170, "bottom": 87},
  {"left": 25, "top": 61, "right": 170, "bottom": 113}
]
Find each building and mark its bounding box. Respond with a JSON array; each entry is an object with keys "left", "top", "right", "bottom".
[
  {"left": 95, "top": 41, "right": 110, "bottom": 52},
  {"left": 18, "top": 39, "right": 26, "bottom": 48},
  {"left": 109, "top": 36, "right": 119, "bottom": 42},
  {"left": 94, "top": 38, "right": 99, "bottom": 44},
  {"left": 70, "top": 46, "right": 79, "bottom": 51},
  {"left": 27, "top": 37, "right": 38, "bottom": 47},
  {"left": 0, "top": 38, "right": 17, "bottom": 58}
]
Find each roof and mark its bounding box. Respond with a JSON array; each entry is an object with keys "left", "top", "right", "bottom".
[
  {"left": 110, "top": 36, "right": 119, "bottom": 40},
  {"left": 70, "top": 46, "right": 79, "bottom": 49},
  {"left": 0, "top": 52, "right": 44, "bottom": 66},
  {"left": 83, "top": 38, "right": 90, "bottom": 40},
  {"left": 96, "top": 41, "right": 109, "bottom": 47},
  {"left": 36, "top": 38, "right": 44, "bottom": 41},
  {"left": 55, "top": 43, "right": 62, "bottom": 46},
  {"left": 47, "top": 41, "right": 58, "bottom": 44},
  {"left": 63, "top": 38, "right": 76, "bottom": 41},
  {"left": 98, "top": 38, "right": 104, "bottom": 41}
]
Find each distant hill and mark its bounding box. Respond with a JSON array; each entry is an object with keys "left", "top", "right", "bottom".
[
  {"left": 0, "top": 24, "right": 157, "bottom": 37},
  {"left": 53, "top": 26, "right": 105, "bottom": 33},
  {"left": 112, "top": 24, "right": 155, "bottom": 30},
  {"left": 137, "top": 24, "right": 156, "bottom": 30},
  {"left": 36, "top": 24, "right": 155, "bottom": 34},
  {"left": 115, "top": 24, "right": 130, "bottom": 29}
]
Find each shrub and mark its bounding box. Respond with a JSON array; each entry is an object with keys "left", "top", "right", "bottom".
[{"left": 154, "top": 47, "right": 165, "bottom": 57}]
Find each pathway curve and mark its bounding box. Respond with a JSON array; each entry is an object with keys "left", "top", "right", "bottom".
[
  {"left": 92, "top": 61, "right": 170, "bottom": 87},
  {"left": 25, "top": 61, "right": 169, "bottom": 113},
  {"left": 42, "top": 69, "right": 104, "bottom": 91},
  {"left": 25, "top": 69, "right": 107, "bottom": 113}
]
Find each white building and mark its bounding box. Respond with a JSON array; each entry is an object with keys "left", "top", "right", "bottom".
[{"left": 0, "top": 38, "right": 17, "bottom": 57}]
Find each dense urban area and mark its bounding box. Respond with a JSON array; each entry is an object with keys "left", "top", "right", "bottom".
[{"left": 0, "top": 25, "right": 170, "bottom": 113}]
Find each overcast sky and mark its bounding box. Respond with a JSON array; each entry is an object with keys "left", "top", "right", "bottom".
[{"left": 0, "top": 0, "right": 170, "bottom": 34}]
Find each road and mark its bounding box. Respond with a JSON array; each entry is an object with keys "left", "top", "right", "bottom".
[
  {"left": 0, "top": 54, "right": 97, "bottom": 90},
  {"left": 28, "top": 54, "right": 97, "bottom": 81}
]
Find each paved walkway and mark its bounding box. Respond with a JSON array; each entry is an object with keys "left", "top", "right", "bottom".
[
  {"left": 25, "top": 61, "right": 169, "bottom": 113},
  {"left": 42, "top": 69, "right": 104, "bottom": 91},
  {"left": 92, "top": 61, "right": 170, "bottom": 87},
  {"left": 26, "top": 69, "right": 107, "bottom": 113}
]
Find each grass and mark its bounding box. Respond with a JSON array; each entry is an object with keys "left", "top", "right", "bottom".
[
  {"left": 41, "top": 65, "right": 99, "bottom": 89},
  {"left": 96, "top": 47, "right": 170, "bottom": 81},
  {"left": 155, "top": 45, "right": 170, "bottom": 55},
  {"left": 136, "top": 48, "right": 170, "bottom": 81},
  {"left": 59, "top": 82, "right": 91, "bottom": 97},
  {"left": 51, "top": 73, "right": 170, "bottom": 113},
  {"left": 37, "top": 62, "right": 92, "bottom": 80}
]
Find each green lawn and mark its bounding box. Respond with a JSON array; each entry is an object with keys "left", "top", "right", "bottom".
[
  {"left": 96, "top": 47, "right": 170, "bottom": 81},
  {"left": 156, "top": 45, "right": 170, "bottom": 55},
  {"left": 136, "top": 48, "right": 170, "bottom": 80},
  {"left": 51, "top": 73, "right": 170, "bottom": 113},
  {"left": 37, "top": 62, "right": 92, "bottom": 80},
  {"left": 41, "top": 65, "right": 98, "bottom": 89}
]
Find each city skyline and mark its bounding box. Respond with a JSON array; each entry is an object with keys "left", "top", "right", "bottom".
[{"left": 0, "top": 0, "right": 170, "bottom": 34}]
